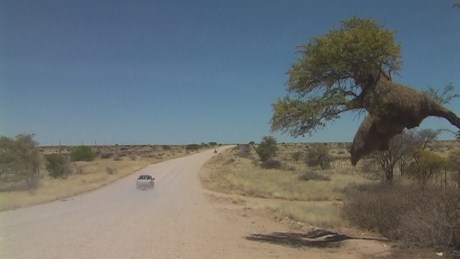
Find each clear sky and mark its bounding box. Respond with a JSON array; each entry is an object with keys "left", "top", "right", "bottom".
[{"left": 1, "top": 0, "right": 459, "bottom": 145}]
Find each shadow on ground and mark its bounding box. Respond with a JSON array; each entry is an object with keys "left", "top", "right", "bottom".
[{"left": 246, "top": 229, "right": 385, "bottom": 249}]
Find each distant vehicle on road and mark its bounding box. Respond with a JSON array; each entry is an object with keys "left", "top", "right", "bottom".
[{"left": 136, "top": 175, "right": 155, "bottom": 190}]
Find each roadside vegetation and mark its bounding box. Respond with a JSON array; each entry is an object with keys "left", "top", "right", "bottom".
[
  {"left": 0, "top": 134, "right": 218, "bottom": 211},
  {"left": 201, "top": 135, "right": 460, "bottom": 252},
  {"left": 202, "top": 141, "right": 371, "bottom": 228},
  {"left": 260, "top": 15, "right": 460, "bottom": 254}
]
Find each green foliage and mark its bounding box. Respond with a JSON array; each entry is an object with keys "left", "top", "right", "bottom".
[
  {"left": 255, "top": 136, "right": 278, "bottom": 162},
  {"left": 185, "top": 144, "right": 200, "bottom": 151},
  {"left": 45, "top": 154, "right": 69, "bottom": 178},
  {"left": 373, "top": 128, "right": 442, "bottom": 181},
  {"left": 271, "top": 17, "right": 401, "bottom": 137},
  {"left": 408, "top": 149, "right": 447, "bottom": 185},
  {"left": 0, "top": 134, "right": 40, "bottom": 189},
  {"left": 70, "top": 146, "right": 96, "bottom": 161}
]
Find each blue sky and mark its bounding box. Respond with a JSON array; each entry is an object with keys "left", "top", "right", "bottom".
[{"left": 1, "top": 0, "right": 459, "bottom": 145}]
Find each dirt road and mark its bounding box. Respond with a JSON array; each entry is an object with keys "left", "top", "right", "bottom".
[{"left": 0, "top": 147, "right": 390, "bottom": 258}]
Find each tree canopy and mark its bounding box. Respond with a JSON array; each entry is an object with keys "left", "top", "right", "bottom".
[
  {"left": 255, "top": 136, "right": 278, "bottom": 163},
  {"left": 0, "top": 134, "right": 41, "bottom": 188},
  {"left": 272, "top": 17, "right": 401, "bottom": 137},
  {"left": 271, "top": 17, "right": 460, "bottom": 164}
]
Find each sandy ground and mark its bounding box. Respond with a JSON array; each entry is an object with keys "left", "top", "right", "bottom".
[{"left": 0, "top": 147, "right": 395, "bottom": 258}]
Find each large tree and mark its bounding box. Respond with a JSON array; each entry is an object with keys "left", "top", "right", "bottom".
[{"left": 271, "top": 17, "right": 460, "bottom": 165}]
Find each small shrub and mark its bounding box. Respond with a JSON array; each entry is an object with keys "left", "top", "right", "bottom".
[
  {"left": 291, "top": 151, "right": 304, "bottom": 164},
  {"left": 396, "top": 188, "right": 460, "bottom": 248},
  {"left": 298, "top": 171, "right": 331, "bottom": 181},
  {"left": 100, "top": 152, "right": 113, "bottom": 159},
  {"left": 106, "top": 166, "right": 116, "bottom": 175},
  {"left": 262, "top": 159, "right": 281, "bottom": 169},
  {"left": 284, "top": 165, "right": 296, "bottom": 171},
  {"left": 341, "top": 182, "right": 411, "bottom": 237},
  {"left": 45, "top": 154, "right": 70, "bottom": 178},
  {"left": 70, "top": 146, "right": 96, "bottom": 161},
  {"left": 306, "top": 144, "right": 331, "bottom": 170},
  {"left": 341, "top": 182, "right": 460, "bottom": 248},
  {"left": 186, "top": 144, "right": 200, "bottom": 151},
  {"left": 256, "top": 136, "right": 278, "bottom": 162},
  {"left": 237, "top": 144, "right": 252, "bottom": 158}
]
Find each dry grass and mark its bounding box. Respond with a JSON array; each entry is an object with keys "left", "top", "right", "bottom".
[
  {"left": 202, "top": 141, "right": 458, "bottom": 235},
  {"left": 0, "top": 145, "right": 193, "bottom": 211},
  {"left": 201, "top": 144, "right": 371, "bottom": 227},
  {"left": 266, "top": 201, "right": 343, "bottom": 229},
  {"left": 0, "top": 158, "right": 149, "bottom": 211}
]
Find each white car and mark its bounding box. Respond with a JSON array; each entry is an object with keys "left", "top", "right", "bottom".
[{"left": 136, "top": 175, "right": 155, "bottom": 190}]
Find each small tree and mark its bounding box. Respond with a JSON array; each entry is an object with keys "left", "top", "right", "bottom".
[
  {"left": 70, "top": 146, "right": 96, "bottom": 161},
  {"left": 408, "top": 149, "right": 447, "bottom": 185},
  {"left": 306, "top": 144, "right": 331, "bottom": 170},
  {"left": 291, "top": 151, "right": 303, "bottom": 164},
  {"left": 374, "top": 130, "right": 417, "bottom": 181},
  {"left": 45, "top": 154, "right": 70, "bottom": 178},
  {"left": 374, "top": 128, "right": 440, "bottom": 181},
  {"left": 256, "top": 136, "right": 278, "bottom": 163},
  {"left": 0, "top": 134, "right": 40, "bottom": 188}
]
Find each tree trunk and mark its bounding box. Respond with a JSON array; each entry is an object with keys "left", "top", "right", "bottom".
[{"left": 385, "top": 167, "right": 394, "bottom": 181}]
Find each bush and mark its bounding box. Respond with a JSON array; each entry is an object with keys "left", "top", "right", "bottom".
[
  {"left": 186, "top": 144, "right": 200, "bottom": 151},
  {"left": 45, "top": 154, "right": 69, "bottom": 178},
  {"left": 106, "top": 166, "right": 116, "bottom": 175},
  {"left": 341, "top": 183, "right": 411, "bottom": 237},
  {"left": 341, "top": 182, "right": 460, "bottom": 248},
  {"left": 237, "top": 144, "right": 252, "bottom": 158},
  {"left": 100, "top": 152, "right": 113, "bottom": 159},
  {"left": 261, "top": 159, "right": 281, "bottom": 169},
  {"left": 70, "top": 146, "right": 96, "bottom": 161},
  {"left": 298, "top": 171, "right": 331, "bottom": 181},
  {"left": 0, "top": 134, "right": 40, "bottom": 189},
  {"left": 396, "top": 189, "right": 460, "bottom": 248},
  {"left": 306, "top": 143, "right": 331, "bottom": 170},
  {"left": 256, "top": 136, "right": 278, "bottom": 162}
]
